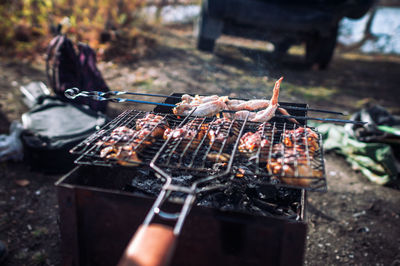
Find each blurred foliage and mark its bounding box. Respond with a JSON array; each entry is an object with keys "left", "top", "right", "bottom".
[{"left": 0, "top": 0, "right": 151, "bottom": 59}]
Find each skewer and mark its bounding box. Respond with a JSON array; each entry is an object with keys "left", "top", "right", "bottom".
[
  {"left": 65, "top": 88, "right": 362, "bottom": 124},
  {"left": 89, "top": 95, "right": 177, "bottom": 107},
  {"left": 102, "top": 91, "right": 181, "bottom": 99},
  {"left": 65, "top": 88, "right": 343, "bottom": 115},
  {"left": 274, "top": 115, "right": 367, "bottom": 125},
  {"left": 278, "top": 106, "right": 343, "bottom": 115},
  {"left": 65, "top": 88, "right": 176, "bottom": 107}
]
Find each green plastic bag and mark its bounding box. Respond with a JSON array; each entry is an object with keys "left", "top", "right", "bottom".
[{"left": 317, "top": 123, "right": 398, "bottom": 185}]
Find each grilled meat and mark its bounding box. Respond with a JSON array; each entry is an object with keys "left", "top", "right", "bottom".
[
  {"left": 227, "top": 99, "right": 270, "bottom": 111},
  {"left": 181, "top": 94, "right": 221, "bottom": 105},
  {"left": 206, "top": 152, "right": 230, "bottom": 163},
  {"left": 239, "top": 131, "right": 263, "bottom": 153},
  {"left": 238, "top": 123, "right": 274, "bottom": 153},
  {"left": 238, "top": 131, "right": 271, "bottom": 163},
  {"left": 97, "top": 114, "right": 171, "bottom": 165},
  {"left": 267, "top": 148, "right": 323, "bottom": 187},
  {"left": 250, "top": 77, "right": 282, "bottom": 122},
  {"left": 163, "top": 119, "right": 208, "bottom": 151},
  {"left": 208, "top": 118, "right": 239, "bottom": 145},
  {"left": 100, "top": 144, "right": 142, "bottom": 165},
  {"left": 282, "top": 127, "right": 319, "bottom": 156},
  {"left": 232, "top": 110, "right": 256, "bottom": 121},
  {"left": 136, "top": 113, "right": 169, "bottom": 138},
  {"left": 173, "top": 98, "right": 228, "bottom": 117},
  {"left": 96, "top": 126, "right": 136, "bottom": 146},
  {"left": 267, "top": 126, "right": 322, "bottom": 187},
  {"left": 174, "top": 77, "right": 297, "bottom": 124}
]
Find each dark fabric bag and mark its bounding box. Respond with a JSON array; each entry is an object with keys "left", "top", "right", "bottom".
[
  {"left": 345, "top": 104, "right": 400, "bottom": 142},
  {"left": 21, "top": 96, "right": 108, "bottom": 173},
  {"left": 46, "top": 35, "right": 109, "bottom": 113}
]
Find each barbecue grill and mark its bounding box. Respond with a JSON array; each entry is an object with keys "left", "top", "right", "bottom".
[{"left": 56, "top": 92, "right": 329, "bottom": 266}]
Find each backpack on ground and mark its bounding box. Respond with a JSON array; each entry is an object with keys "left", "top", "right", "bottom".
[
  {"left": 46, "top": 34, "right": 109, "bottom": 113},
  {"left": 21, "top": 96, "right": 108, "bottom": 173}
]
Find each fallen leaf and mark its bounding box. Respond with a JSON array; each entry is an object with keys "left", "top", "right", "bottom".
[{"left": 15, "top": 179, "right": 30, "bottom": 187}]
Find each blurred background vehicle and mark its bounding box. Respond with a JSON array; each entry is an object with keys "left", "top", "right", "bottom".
[{"left": 196, "top": 0, "right": 375, "bottom": 69}]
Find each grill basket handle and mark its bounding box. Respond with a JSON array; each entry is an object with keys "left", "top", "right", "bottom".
[{"left": 118, "top": 224, "right": 176, "bottom": 266}]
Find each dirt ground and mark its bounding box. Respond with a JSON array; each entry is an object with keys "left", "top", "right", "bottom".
[{"left": 1, "top": 24, "right": 400, "bottom": 265}]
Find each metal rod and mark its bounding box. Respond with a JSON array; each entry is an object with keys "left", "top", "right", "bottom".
[
  {"left": 274, "top": 115, "right": 367, "bottom": 125},
  {"left": 104, "top": 91, "right": 181, "bottom": 99},
  {"left": 76, "top": 94, "right": 177, "bottom": 107},
  {"left": 281, "top": 106, "right": 344, "bottom": 115},
  {"left": 110, "top": 98, "right": 177, "bottom": 107},
  {"left": 65, "top": 88, "right": 343, "bottom": 116},
  {"left": 100, "top": 91, "right": 343, "bottom": 114}
]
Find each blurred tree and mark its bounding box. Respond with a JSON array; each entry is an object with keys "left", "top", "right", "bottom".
[{"left": 0, "top": 0, "right": 148, "bottom": 59}]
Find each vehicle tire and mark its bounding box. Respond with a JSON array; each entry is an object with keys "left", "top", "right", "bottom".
[
  {"left": 197, "top": 36, "right": 216, "bottom": 52},
  {"left": 344, "top": 0, "right": 375, "bottom": 19},
  {"left": 306, "top": 27, "right": 338, "bottom": 70},
  {"left": 195, "top": 13, "right": 217, "bottom": 52},
  {"left": 273, "top": 40, "right": 292, "bottom": 58},
  {"left": 195, "top": 0, "right": 222, "bottom": 52}
]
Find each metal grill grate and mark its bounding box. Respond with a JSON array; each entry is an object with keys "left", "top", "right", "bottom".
[
  {"left": 71, "top": 109, "right": 327, "bottom": 191},
  {"left": 232, "top": 121, "right": 326, "bottom": 190},
  {"left": 71, "top": 110, "right": 177, "bottom": 167}
]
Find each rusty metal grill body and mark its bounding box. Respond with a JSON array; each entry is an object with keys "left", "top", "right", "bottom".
[
  {"left": 56, "top": 94, "right": 317, "bottom": 266},
  {"left": 56, "top": 165, "right": 307, "bottom": 266}
]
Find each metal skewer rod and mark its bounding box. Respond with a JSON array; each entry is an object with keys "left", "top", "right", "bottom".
[
  {"left": 75, "top": 96, "right": 351, "bottom": 121},
  {"left": 103, "top": 91, "right": 181, "bottom": 99},
  {"left": 65, "top": 88, "right": 344, "bottom": 115},
  {"left": 274, "top": 115, "right": 367, "bottom": 125},
  {"left": 119, "top": 91, "right": 344, "bottom": 115},
  {"left": 224, "top": 106, "right": 343, "bottom": 115},
  {"left": 279, "top": 106, "right": 343, "bottom": 115},
  {"left": 64, "top": 88, "right": 363, "bottom": 124},
  {"left": 94, "top": 96, "right": 177, "bottom": 107},
  {"left": 105, "top": 98, "right": 362, "bottom": 124},
  {"left": 64, "top": 88, "right": 177, "bottom": 107}
]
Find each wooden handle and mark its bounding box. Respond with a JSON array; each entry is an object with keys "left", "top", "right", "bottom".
[{"left": 118, "top": 224, "right": 176, "bottom": 266}]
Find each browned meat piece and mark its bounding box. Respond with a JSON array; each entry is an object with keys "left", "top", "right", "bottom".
[
  {"left": 266, "top": 143, "right": 322, "bottom": 187},
  {"left": 163, "top": 126, "right": 205, "bottom": 141},
  {"left": 97, "top": 114, "right": 172, "bottom": 166},
  {"left": 282, "top": 127, "right": 319, "bottom": 156},
  {"left": 227, "top": 99, "right": 270, "bottom": 111},
  {"left": 208, "top": 118, "right": 239, "bottom": 144},
  {"left": 174, "top": 99, "right": 228, "bottom": 117},
  {"left": 238, "top": 132, "right": 263, "bottom": 153},
  {"left": 163, "top": 119, "right": 208, "bottom": 151},
  {"left": 173, "top": 77, "right": 299, "bottom": 123},
  {"left": 238, "top": 130, "right": 271, "bottom": 152},
  {"left": 180, "top": 94, "right": 221, "bottom": 105},
  {"left": 238, "top": 131, "right": 271, "bottom": 162},
  {"left": 206, "top": 152, "right": 230, "bottom": 163},
  {"left": 100, "top": 144, "right": 142, "bottom": 165},
  {"left": 136, "top": 113, "right": 169, "bottom": 138},
  {"left": 95, "top": 126, "right": 136, "bottom": 146}
]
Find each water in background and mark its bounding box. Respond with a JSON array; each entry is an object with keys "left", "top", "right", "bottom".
[
  {"left": 143, "top": 5, "right": 400, "bottom": 55},
  {"left": 141, "top": 5, "right": 200, "bottom": 24},
  {"left": 339, "top": 7, "right": 400, "bottom": 55}
]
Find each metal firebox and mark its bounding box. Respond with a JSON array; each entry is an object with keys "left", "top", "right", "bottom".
[
  {"left": 56, "top": 165, "right": 307, "bottom": 266},
  {"left": 56, "top": 94, "right": 315, "bottom": 266}
]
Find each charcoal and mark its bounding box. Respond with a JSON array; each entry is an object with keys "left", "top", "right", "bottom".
[{"left": 195, "top": 179, "right": 301, "bottom": 220}]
